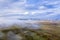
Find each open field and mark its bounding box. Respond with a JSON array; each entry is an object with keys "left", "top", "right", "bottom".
[{"left": 0, "top": 21, "right": 60, "bottom": 40}]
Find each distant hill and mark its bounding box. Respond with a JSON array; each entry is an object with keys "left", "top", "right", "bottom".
[{"left": 18, "top": 13, "right": 60, "bottom": 21}]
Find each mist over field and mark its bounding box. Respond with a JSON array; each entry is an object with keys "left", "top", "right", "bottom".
[{"left": 0, "top": 0, "right": 60, "bottom": 40}]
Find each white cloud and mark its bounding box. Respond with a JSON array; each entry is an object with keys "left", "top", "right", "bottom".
[
  {"left": 0, "top": 0, "right": 27, "bottom": 16},
  {"left": 42, "top": 0, "right": 60, "bottom": 4},
  {"left": 38, "top": 6, "right": 46, "bottom": 10},
  {"left": 31, "top": 0, "right": 60, "bottom": 16},
  {"left": 24, "top": 12, "right": 29, "bottom": 14},
  {"left": 0, "top": 0, "right": 60, "bottom": 20}
]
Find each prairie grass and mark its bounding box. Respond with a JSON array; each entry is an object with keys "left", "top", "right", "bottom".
[{"left": 0, "top": 21, "right": 60, "bottom": 40}]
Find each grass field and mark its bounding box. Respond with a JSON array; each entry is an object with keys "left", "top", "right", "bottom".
[{"left": 0, "top": 21, "right": 60, "bottom": 40}]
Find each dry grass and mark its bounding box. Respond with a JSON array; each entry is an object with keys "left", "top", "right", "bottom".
[{"left": 0, "top": 21, "right": 60, "bottom": 40}]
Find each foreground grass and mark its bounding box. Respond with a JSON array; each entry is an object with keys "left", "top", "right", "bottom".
[{"left": 0, "top": 22, "right": 60, "bottom": 40}]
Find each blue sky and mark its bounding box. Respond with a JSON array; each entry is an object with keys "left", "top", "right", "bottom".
[{"left": 0, "top": 0, "right": 60, "bottom": 21}]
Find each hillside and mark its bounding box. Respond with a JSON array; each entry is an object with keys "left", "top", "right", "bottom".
[{"left": 0, "top": 21, "right": 60, "bottom": 40}]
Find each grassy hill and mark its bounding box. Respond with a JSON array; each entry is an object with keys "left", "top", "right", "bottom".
[{"left": 0, "top": 21, "right": 60, "bottom": 40}]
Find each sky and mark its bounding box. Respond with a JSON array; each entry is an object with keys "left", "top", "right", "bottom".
[{"left": 0, "top": 0, "right": 60, "bottom": 21}]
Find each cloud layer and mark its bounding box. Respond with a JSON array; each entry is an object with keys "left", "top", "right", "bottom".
[{"left": 0, "top": 0, "right": 60, "bottom": 20}]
